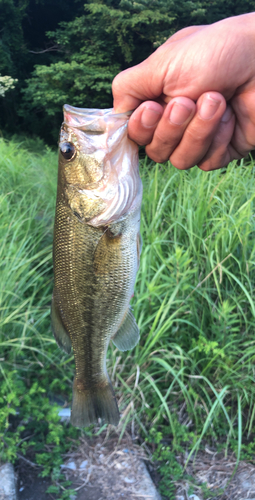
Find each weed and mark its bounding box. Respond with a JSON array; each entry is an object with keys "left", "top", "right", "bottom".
[{"left": 1, "top": 138, "right": 255, "bottom": 497}]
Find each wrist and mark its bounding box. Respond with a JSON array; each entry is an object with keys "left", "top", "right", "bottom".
[{"left": 211, "top": 13, "right": 255, "bottom": 86}]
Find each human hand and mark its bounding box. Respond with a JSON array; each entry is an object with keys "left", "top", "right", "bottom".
[{"left": 112, "top": 14, "right": 255, "bottom": 170}]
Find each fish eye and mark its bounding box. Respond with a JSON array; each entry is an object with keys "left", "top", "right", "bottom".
[{"left": 60, "top": 142, "right": 76, "bottom": 161}]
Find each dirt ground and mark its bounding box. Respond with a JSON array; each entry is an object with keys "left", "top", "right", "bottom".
[
  {"left": 18, "top": 470, "right": 105, "bottom": 500},
  {"left": 18, "top": 473, "right": 52, "bottom": 500},
  {"left": 16, "top": 435, "right": 255, "bottom": 500},
  {"left": 16, "top": 433, "right": 160, "bottom": 500},
  {"left": 175, "top": 449, "right": 255, "bottom": 500}
]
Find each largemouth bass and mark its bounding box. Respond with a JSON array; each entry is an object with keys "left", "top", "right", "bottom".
[{"left": 51, "top": 105, "right": 142, "bottom": 427}]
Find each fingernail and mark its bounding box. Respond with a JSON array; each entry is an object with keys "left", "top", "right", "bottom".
[
  {"left": 169, "top": 102, "right": 193, "bottom": 125},
  {"left": 221, "top": 106, "right": 233, "bottom": 123},
  {"left": 141, "top": 107, "right": 161, "bottom": 128},
  {"left": 199, "top": 94, "right": 221, "bottom": 120}
]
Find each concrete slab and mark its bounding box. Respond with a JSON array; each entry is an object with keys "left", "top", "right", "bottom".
[{"left": 0, "top": 463, "right": 17, "bottom": 500}]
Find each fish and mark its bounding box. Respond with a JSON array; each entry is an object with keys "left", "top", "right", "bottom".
[{"left": 51, "top": 105, "right": 143, "bottom": 427}]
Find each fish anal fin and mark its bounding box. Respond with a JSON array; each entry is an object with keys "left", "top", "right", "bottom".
[
  {"left": 51, "top": 292, "right": 72, "bottom": 354},
  {"left": 71, "top": 377, "right": 119, "bottom": 427},
  {"left": 112, "top": 307, "right": 140, "bottom": 352}
]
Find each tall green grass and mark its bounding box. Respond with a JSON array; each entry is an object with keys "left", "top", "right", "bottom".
[
  {"left": 1, "top": 137, "right": 255, "bottom": 492},
  {"left": 0, "top": 138, "right": 59, "bottom": 365},
  {"left": 114, "top": 158, "right": 255, "bottom": 448}
]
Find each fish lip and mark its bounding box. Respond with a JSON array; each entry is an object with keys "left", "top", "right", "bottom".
[
  {"left": 64, "top": 104, "right": 133, "bottom": 119},
  {"left": 63, "top": 104, "right": 133, "bottom": 131}
]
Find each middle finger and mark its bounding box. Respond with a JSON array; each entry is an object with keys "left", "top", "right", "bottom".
[
  {"left": 170, "top": 92, "right": 226, "bottom": 169},
  {"left": 145, "top": 97, "right": 196, "bottom": 163}
]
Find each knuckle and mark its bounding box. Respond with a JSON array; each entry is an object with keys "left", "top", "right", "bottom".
[
  {"left": 185, "top": 121, "right": 218, "bottom": 145},
  {"left": 146, "top": 147, "right": 169, "bottom": 164},
  {"left": 170, "top": 155, "right": 190, "bottom": 170},
  {"left": 185, "top": 127, "right": 205, "bottom": 143},
  {"left": 129, "top": 130, "right": 152, "bottom": 147},
  {"left": 136, "top": 137, "right": 151, "bottom": 146},
  {"left": 198, "top": 156, "right": 215, "bottom": 171},
  {"left": 146, "top": 134, "right": 177, "bottom": 163},
  {"left": 198, "top": 148, "right": 230, "bottom": 171},
  {"left": 154, "top": 127, "right": 181, "bottom": 148},
  {"left": 199, "top": 162, "right": 213, "bottom": 172},
  {"left": 112, "top": 73, "right": 122, "bottom": 94},
  {"left": 154, "top": 130, "right": 171, "bottom": 145}
]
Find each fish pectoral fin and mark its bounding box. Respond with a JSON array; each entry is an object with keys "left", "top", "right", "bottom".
[
  {"left": 112, "top": 307, "right": 140, "bottom": 352},
  {"left": 51, "top": 293, "right": 72, "bottom": 354},
  {"left": 93, "top": 228, "right": 122, "bottom": 275}
]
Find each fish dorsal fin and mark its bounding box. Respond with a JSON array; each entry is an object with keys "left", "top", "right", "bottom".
[
  {"left": 51, "top": 292, "right": 72, "bottom": 354},
  {"left": 112, "top": 307, "right": 140, "bottom": 352}
]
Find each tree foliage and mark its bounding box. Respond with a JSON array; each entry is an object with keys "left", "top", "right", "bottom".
[
  {"left": 0, "top": 0, "right": 28, "bottom": 76},
  {"left": 1, "top": 0, "right": 255, "bottom": 142}
]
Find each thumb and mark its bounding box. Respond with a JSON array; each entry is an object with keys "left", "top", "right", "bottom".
[
  {"left": 112, "top": 59, "right": 164, "bottom": 113},
  {"left": 112, "top": 26, "right": 206, "bottom": 113}
]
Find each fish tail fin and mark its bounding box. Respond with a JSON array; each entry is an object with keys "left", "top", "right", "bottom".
[{"left": 70, "top": 377, "right": 119, "bottom": 428}]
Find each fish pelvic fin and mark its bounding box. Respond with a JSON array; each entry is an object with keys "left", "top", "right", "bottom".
[
  {"left": 51, "top": 292, "right": 72, "bottom": 354},
  {"left": 112, "top": 307, "right": 140, "bottom": 352},
  {"left": 71, "top": 377, "right": 119, "bottom": 428}
]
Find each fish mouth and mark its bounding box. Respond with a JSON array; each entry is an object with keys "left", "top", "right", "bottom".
[{"left": 63, "top": 105, "right": 133, "bottom": 132}]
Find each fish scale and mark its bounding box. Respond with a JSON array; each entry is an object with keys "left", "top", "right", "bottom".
[{"left": 51, "top": 105, "right": 142, "bottom": 427}]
